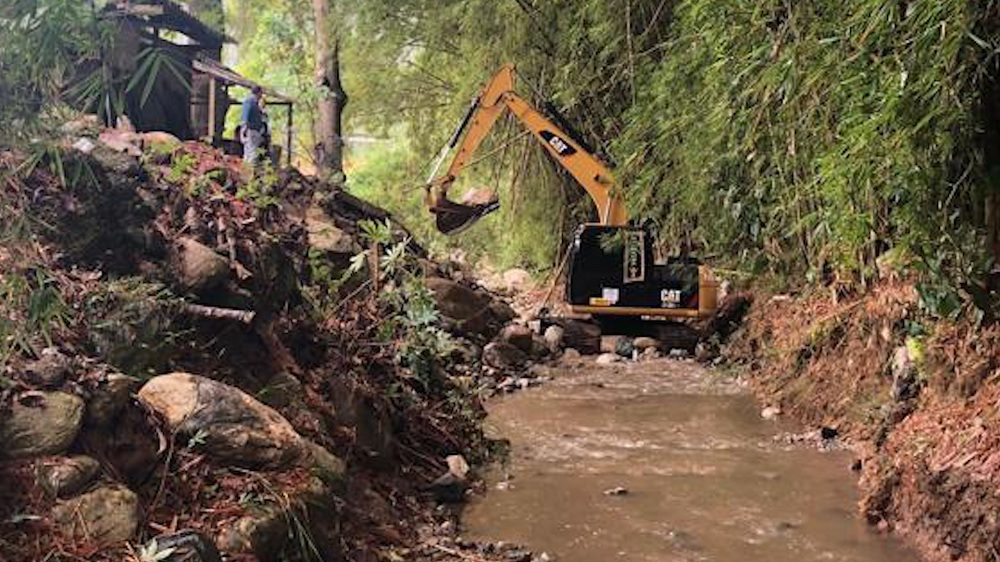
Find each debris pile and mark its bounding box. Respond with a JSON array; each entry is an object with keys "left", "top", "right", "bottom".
[{"left": 0, "top": 124, "right": 543, "bottom": 562}]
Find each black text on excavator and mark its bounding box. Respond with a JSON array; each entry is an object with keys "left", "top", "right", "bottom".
[{"left": 425, "top": 64, "right": 718, "bottom": 346}]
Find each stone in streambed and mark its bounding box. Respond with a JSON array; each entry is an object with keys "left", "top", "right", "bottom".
[
  {"left": 499, "top": 324, "right": 534, "bottom": 353},
  {"left": 543, "top": 325, "right": 564, "bottom": 352},
  {"left": 595, "top": 353, "right": 622, "bottom": 365},
  {"left": 760, "top": 406, "right": 781, "bottom": 420}
]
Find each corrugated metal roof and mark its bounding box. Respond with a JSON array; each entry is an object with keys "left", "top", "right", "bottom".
[
  {"left": 104, "top": 0, "right": 231, "bottom": 47},
  {"left": 192, "top": 57, "right": 293, "bottom": 104}
]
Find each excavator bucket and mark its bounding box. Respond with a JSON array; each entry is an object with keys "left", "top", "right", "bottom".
[
  {"left": 427, "top": 187, "right": 500, "bottom": 235},
  {"left": 431, "top": 197, "right": 501, "bottom": 235}
]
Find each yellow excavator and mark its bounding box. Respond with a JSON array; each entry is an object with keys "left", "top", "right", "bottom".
[{"left": 425, "top": 64, "right": 718, "bottom": 346}]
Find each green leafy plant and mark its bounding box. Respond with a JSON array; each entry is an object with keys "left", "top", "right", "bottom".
[{"left": 133, "top": 538, "right": 176, "bottom": 562}]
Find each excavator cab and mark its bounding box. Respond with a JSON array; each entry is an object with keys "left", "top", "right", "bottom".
[{"left": 566, "top": 224, "right": 717, "bottom": 319}]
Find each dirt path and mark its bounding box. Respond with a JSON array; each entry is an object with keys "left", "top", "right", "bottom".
[{"left": 461, "top": 357, "right": 919, "bottom": 562}]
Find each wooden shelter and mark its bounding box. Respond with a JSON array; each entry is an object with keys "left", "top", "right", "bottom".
[{"left": 99, "top": 0, "right": 294, "bottom": 163}]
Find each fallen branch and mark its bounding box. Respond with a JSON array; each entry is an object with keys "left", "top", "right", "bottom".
[{"left": 182, "top": 303, "right": 256, "bottom": 324}]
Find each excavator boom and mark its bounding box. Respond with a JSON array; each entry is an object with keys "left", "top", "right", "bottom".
[{"left": 427, "top": 64, "right": 628, "bottom": 234}]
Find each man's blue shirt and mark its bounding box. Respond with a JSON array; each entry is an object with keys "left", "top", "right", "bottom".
[{"left": 241, "top": 94, "right": 264, "bottom": 131}]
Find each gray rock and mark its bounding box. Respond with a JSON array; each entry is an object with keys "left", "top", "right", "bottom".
[
  {"left": 23, "top": 347, "right": 73, "bottom": 388},
  {"left": 543, "top": 325, "right": 565, "bottom": 352},
  {"left": 640, "top": 347, "right": 661, "bottom": 361},
  {"left": 37, "top": 455, "right": 101, "bottom": 498},
  {"left": 0, "top": 392, "right": 84, "bottom": 459},
  {"left": 530, "top": 334, "right": 551, "bottom": 359},
  {"left": 85, "top": 373, "right": 141, "bottom": 428},
  {"left": 138, "top": 373, "right": 307, "bottom": 468},
  {"left": 488, "top": 300, "right": 517, "bottom": 325},
  {"left": 600, "top": 335, "right": 626, "bottom": 354},
  {"left": 52, "top": 485, "right": 139, "bottom": 545},
  {"left": 561, "top": 348, "right": 582, "bottom": 364},
  {"left": 891, "top": 346, "right": 917, "bottom": 402},
  {"left": 305, "top": 441, "right": 346, "bottom": 485},
  {"left": 483, "top": 342, "right": 529, "bottom": 371},
  {"left": 614, "top": 337, "right": 635, "bottom": 358},
  {"left": 257, "top": 372, "right": 305, "bottom": 410},
  {"left": 446, "top": 454, "right": 470, "bottom": 479},
  {"left": 305, "top": 205, "right": 361, "bottom": 255},
  {"left": 425, "top": 276, "right": 494, "bottom": 336}
]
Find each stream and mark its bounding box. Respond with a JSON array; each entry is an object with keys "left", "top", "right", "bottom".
[{"left": 462, "top": 358, "right": 918, "bottom": 562}]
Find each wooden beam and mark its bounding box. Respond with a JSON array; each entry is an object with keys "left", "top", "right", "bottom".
[
  {"left": 207, "top": 76, "right": 217, "bottom": 143},
  {"left": 286, "top": 105, "right": 294, "bottom": 167}
]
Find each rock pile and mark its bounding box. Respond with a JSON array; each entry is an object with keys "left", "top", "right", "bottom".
[{"left": 0, "top": 126, "right": 525, "bottom": 562}]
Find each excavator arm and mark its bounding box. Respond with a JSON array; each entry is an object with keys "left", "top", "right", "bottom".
[{"left": 427, "top": 64, "right": 628, "bottom": 235}]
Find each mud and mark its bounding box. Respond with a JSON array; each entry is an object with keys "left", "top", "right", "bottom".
[{"left": 462, "top": 358, "right": 918, "bottom": 562}]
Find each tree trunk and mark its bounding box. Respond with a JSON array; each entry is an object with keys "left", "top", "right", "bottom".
[{"left": 313, "top": 0, "right": 348, "bottom": 180}]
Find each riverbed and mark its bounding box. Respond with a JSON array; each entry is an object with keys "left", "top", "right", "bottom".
[{"left": 462, "top": 358, "right": 918, "bottom": 562}]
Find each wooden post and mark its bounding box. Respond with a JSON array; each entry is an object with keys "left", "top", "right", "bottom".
[
  {"left": 207, "top": 76, "right": 217, "bottom": 143},
  {"left": 286, "top": 105, "right": 294, "bottom": 167}
]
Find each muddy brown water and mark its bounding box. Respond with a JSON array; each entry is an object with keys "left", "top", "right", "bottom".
[{"left": 463, "top": 359, "right": 918, "bottom": 562}]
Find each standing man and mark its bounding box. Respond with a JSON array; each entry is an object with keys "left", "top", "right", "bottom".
[{"left": 241, "top": 85, "right": 265, "bottom": 165}]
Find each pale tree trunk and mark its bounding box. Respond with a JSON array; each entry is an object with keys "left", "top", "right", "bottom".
[{"left": 313, "top": 0, "right": 348, "bottom": 180}]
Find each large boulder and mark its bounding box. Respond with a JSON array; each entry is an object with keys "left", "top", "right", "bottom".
[
  {"left": 52, "top": 485, "right": 139, "bottom": 545},
  {"left": 558, "top": 319, "right": 601, "bottom": 355},
  {"left": 0, "top": 392, "right": 84, "bottom": 459},
  {"left": 425, "top": 276, "right": 506, "bottom": 337},
  {"left": 172, "top": 237, "right": 230, "bottom": 294},
  {"left": 305, "top": 204, "right": 360, "bottom": 255},
  {"left": 138, "top": 373, "right": 307, "bottom": 468}
]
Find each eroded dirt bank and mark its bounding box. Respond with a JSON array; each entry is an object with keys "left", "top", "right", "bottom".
[
  {"left": 726, "top": 281, "right": 1000, "bottom": 562},
  {"left": 462, "top": 356, "right": 918, "bottom": 562}
]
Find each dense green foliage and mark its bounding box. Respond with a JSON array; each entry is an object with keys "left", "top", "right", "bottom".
[
  {"left": 0, "top": 0, "right": 106, "bottom": 131},
  {"left": 334, "top": 1, "right": 1000, "bottom": 302},
  {"left": 6, "top": 1, "right": 1000, "bottom": 308}
]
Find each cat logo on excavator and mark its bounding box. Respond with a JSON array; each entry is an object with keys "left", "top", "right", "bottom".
[{"left": 540, "top": 131, "right": 577, "bottom": 157}]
